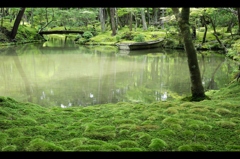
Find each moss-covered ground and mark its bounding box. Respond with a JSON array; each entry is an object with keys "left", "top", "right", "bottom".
[{"left": 1, "top": 81, "right": 240, "bottom": 151}]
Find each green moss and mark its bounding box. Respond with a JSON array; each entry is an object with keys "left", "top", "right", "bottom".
[
  {"left": 117, "top": 124, "right": 136, "bottom": 130},
  {"left": 131, "top": 132, "right": 152, "bottom": 146},
  {"left": 188, "top": 124, "right": 200, "bottom": 130},
  {"left": 158, "top": 129, "right": 176, "bottom": 136},
  {"left": 0, "top": 133, "right": 8, "bottom": 149},
  {"left": 12, "top": 117, "right": 38, "bottom": 126},
  {"left": 187, "top": 108, "right": 210, "bottom": 113},
  {"left": 26, "top": 138, "right": 64, "bottom": 151},
  {"left": 148, "top": 138, "right": 168, "bottom": 151},
  {"left": 119, "top": 129, "right": 130, "bottom": 136},
  {"left": 196, "top": 133, "right": 209, "bottom": 140},
  {"left": 102, "top": 143, "right": 121, "bottom": 151},
  {"left": 2, "top": 145, "right": 17, "bottom": 151},
  {"left": 189, "top": 143, "right": 207, "bottom": 151},
  {"left": 216, "top": 121, "right": 236, "bottom": 128},
  {"left": 162, "top": 117, "right": 184, "bottom": 125},
  {"left": 226, "top": 145, "right": 240, "bottom": 151},
  {"left": 4, "top": 128, "right": 25, "bottom": 137},
  {"left": 178, "top": 114, "right": 209, "bottom": 121},
  {"left": 83, "top": 132, "right": 116, "bottom": 141},
  {"left": 206, "top": 112, "right": 221, "bottom": 118},
  {"left": 11, "top": 136, "right": 32, "bottom": 151},
  {"left": 73, "top": 145, "right": 102, "bottom": 151},
  {"left": 121, "top": 147, "right": 143, "bottom": 151},
  {"left": 215, "top": 108, "right": 231, "bottom": 115},
  {"left": 169, "top": 123, "right": 182, "bottom": 130},
  {"left": 163, "top": 107, "right": 179, "bottom": 114},
  {"left": 0, "top": 109, "right": 10, "bottom": 117},
  {"left": 181, "top": 130, "right": 195, "bottom": 138},
  {"left": 118, "top": 140, "right": 139, "bottom": 148},
  {"left": 179, "top": 102, "right": 196, "bottom": 107},
  {"left": 85, "top": 139, "right": 107, "bottom": 145},
  {"left": 178, "top": 145, "right": 193, "bottom": 151},
  {"left": 201, "top": 124, "right": 213, "bottom": 130}
]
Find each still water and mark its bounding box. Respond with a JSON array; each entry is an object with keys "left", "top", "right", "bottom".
[{"left": 0, "top": 38, "right": 236, "bottom": 107}]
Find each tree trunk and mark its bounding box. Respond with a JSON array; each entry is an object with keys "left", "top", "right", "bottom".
[
  {"left": 237, "top": 8, "right": 240, "bottom": 34},
  {"left": 30, "top": 8, "right": 34, "bottom": 27},
  {"left": 147, "top": 8, "right": 150, "bottom": 26},
  {"left": 1, "top": 8, "right": 4, "bottom": 27},
  {"left": 173, "top": 7, "right": 206, "bottom": 101},
  {"left": 99, "top": 8, "right": 105, "bottom": 32},
  {"left": 10, "top": 7, "right": 25, "bottom": 40},
  {"left": 110, "top": 8, "right": 116, "bottom": 36},
  {"left": 45, "top": 8, "right": 48, "bottom": 23},
  {"left": 140, "top": 8, "right": 147, "bottom": 30},
  {"left": 201, "top": 15, "right": 208, "bottom": 45},
  {"left": 129, "top": 12, "right": 132, "bottom": 31},
  {"left": 153, "top": 8, "right": 158, "bottom": 24},
  {"left": 208, "top": 16, "right": 227, "bottom": 53}
]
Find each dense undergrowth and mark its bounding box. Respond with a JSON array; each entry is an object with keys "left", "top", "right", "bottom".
[{"left": 1, "top": 81, "right": 240, "bottom": 151}]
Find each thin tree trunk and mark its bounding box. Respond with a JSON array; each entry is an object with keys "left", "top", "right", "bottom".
[
  {"left": 30, "top": 8, "right": 34, "bottom": 27},
  {"left": 45, "top": 8, "right": 48, "bottom": 23},
  {"left": 1, "top": 8, "right": 4, "bottom": 27},
  {"left": 153, "top": 8, "right": 158, "bottom": 24},
  {"left": 173, "top": 7, "right": 206, "bottom": 101},
  {"left": 147, "top": 8, "right": 150, "bottom": 26},
  {"left": 208, "top": 16, "right": 227, "bottom": 53},
  {"left": 129, "top": 11, "right": 132, "bottom": 31},
  {"left": 141, "top": 8, "right": 147, "bottom": 30},
  {"left": 10, "top": 7, "right": 25, "bottom": 40},
  {"left": 110, "top": 8, "right": 116, "bottom": 36},
  {"left": 99, "top": 8, "right": 105, "bottom": 32},
  {"left": 237, "top": 8, "right": 240, "bottom": 34},
  {"left": 201, "top": 15, "right": 208, "bottom": 45}
]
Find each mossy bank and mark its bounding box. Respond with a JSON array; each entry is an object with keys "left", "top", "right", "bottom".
[{"left": 1, "top": 81, "right": 240, "bottom": 151}]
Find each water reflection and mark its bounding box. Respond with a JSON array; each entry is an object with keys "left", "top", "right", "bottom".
[{"left": 0, "top": 39, "right": 237, "bottom": 107}]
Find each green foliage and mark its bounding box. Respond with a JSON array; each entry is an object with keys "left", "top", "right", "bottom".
[
  {"left": 133, "top": 34, "right": 145, "bottom": 42},
  {"left": 82, "top": 31, "right": 93, "bottom": 39},
  {"left": 120, "top": 31, "right": 134, "bottom": 40}
]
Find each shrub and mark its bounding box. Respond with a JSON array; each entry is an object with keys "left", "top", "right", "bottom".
[
  {"left": 134, "top": 34, "right": 145, "bottom": 42},
  {"left": 82, "top": 31, "right": 93, "bottom": 39}
]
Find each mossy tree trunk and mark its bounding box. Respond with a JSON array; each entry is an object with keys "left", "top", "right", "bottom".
[
  {"left": 10, "top": 7, "right": 25, "bottom": 40},
  {"left": 172, "top": 8, "right": 206, "bottom": 101}
]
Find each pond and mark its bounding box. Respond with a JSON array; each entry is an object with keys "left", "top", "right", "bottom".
[{"left": 0, "top": 37, "right": 237, "bottom": 107}]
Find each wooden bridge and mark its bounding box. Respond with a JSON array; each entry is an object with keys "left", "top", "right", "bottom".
[{"left": 38, "top": 30, "right": 85, "bottom": 36}]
